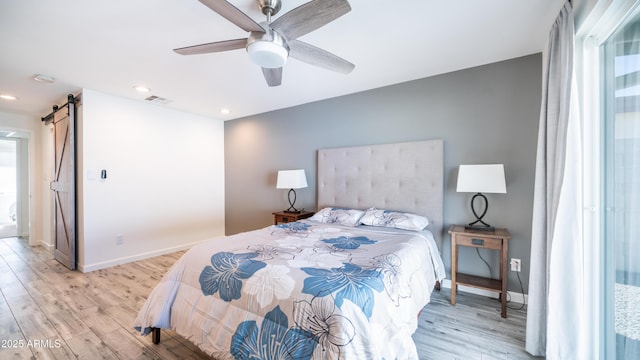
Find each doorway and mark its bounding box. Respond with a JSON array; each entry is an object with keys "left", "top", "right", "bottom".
[
  {"left": 0, "top": 130, "right": 29, "bottom": 240},
  {"left": 0, "top": 137, "right": 17, "bottom": 238}
]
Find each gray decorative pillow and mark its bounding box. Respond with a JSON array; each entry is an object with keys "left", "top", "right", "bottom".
[
  {"left": 308, "top": 207, "right": 365, "bottom": 227},
  {"left": 359, "top": 208, "right": 430, "bottom": 231}
]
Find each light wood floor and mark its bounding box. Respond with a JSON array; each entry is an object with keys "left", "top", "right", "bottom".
[{"left": 0, "top": 237, "right": 538, "bottom": 359}]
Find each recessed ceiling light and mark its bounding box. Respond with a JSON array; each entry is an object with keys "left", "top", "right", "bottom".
[
  {"left": 220, "top": 108, "right": 231, "bottom": 115},
  {"left": 0, "top": 94, "right": 17, "bottom": 101},
  {"left": 134, "top": 85, "right": 151, "bottom": 93},
  {"left": 33, "top": 74, "right": 56, "bottom": 83}
]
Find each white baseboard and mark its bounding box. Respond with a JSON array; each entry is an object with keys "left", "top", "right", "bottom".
[
  {"left": 440, "top": 279, "right": 528, "bottom": 305},
  {"left": 39, "top": 240, "right": 54, "bottom": 251},
  {"left": 26, "top": 238, "right": 54, "bottom": 250},
  {"left": 78, "top": 240, "right": 207, "bottom": 273}
]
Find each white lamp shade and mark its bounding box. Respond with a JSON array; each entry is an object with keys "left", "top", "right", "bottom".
[
  {"left": 456, "top": 164, "right": 507, "bottom": 194},
  {"left": 247, "top": 41, "right": 288, "bottom": 68},
  {"left": 276, "top": 169, "right": 307, "bottom": 189}
]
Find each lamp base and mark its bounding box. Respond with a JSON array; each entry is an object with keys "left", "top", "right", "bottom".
[
  {"left": 284, "top": 189, "right": 300, "bottom": 213},
  {"left": 466, "top": 192, "right": 495, "bottom": 231},
  {"left": 465, "top": 224, "right": 495, "bottom": 232},
  {"left": 283, "top": 209, "right": 302, "bottom": 214}
]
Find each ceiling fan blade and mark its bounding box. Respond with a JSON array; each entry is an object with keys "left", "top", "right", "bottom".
[
  {"left": 174, "top": 38, "right": 247, "bottom": 55},
  {"left": 271, "top": 0, "right": 351, "bottom": 40},
  {"left": 198, "top": 0, "right": 263, "bottom": 32},
  {"left": 262, "top": 67, "right": 283, "bottom": 87},
  {"left": 289, "top": 40, "right": 354, "bottom": 74}
]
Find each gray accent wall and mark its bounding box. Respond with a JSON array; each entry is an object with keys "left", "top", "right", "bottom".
[{"left": 225, "top": 53, "right": 541, "bottom": 294}]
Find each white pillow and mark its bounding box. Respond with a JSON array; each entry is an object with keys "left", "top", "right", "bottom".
[
  {"left": 359, "top": 208, "right": 430, "bottom": 231},
  {"left": 308, "top": 207, "right": 365, "bottom": 227}
]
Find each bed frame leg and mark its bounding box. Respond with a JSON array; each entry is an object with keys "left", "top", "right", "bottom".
[
  {"left": 435, "top": 280, "right": 441, "bottom": 291},
  {"left": 151, "top": 328, "right": 161, "bottom": 344}
]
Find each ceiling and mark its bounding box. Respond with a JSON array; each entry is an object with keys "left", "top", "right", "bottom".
[{"left": 0, "top": 0, "right": 565, "bottom": 121}]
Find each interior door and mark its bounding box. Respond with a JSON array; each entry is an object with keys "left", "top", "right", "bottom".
[{"left": 51, "top": 101, "right": 76, "bottom": 270}]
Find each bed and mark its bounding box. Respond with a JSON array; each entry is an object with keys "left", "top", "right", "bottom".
[{"left": 134, "top": 139, "right": 445, "bottom": 359}]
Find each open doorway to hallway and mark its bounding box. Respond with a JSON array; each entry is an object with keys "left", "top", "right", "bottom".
[
  {"left": 0, "top": 130, "right": 29, "bottom": 240},
  {"left": 0, "top": 136, "right": 17, "bottom": 238}
]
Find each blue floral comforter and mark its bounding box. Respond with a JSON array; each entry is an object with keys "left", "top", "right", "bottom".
[{"left": 134, "top": 220, "right": 446, "bottom": 359}]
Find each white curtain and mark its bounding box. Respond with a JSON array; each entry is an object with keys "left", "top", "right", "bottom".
[{"left": 526, "top": 1, "right": 585, "bottom": 358}]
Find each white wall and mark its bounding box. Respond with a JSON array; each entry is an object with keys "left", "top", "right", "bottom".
[{"left": 79, "top": 89, "right": 225, "bottom": 272}]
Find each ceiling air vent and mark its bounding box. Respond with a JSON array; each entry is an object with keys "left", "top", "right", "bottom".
[{"left": 144, "top": 95, "right": 171, "bottom": 104}]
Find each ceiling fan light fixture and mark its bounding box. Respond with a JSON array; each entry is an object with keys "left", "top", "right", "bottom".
[
  {"left": 246, "top": 25, "right": 289, "bottom": 69},
  {"left": 247, "top": 40, "right": 288, "bottom": 68}
]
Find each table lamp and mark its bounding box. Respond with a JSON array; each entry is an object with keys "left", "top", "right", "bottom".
[
  {"left": 456, "top": 164, "right": 506, "bottom": 231},
  {"left": 276, "top": 169, "right": 307, "bottom": 213}
]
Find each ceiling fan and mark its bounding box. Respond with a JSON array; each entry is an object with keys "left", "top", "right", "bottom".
[{"left": 174, "top": 0, "right": 355, "bottom": 87}]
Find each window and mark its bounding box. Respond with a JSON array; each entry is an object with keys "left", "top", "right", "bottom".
[{"left": 601, "top": 6, "right": 640, "bottom": 359}]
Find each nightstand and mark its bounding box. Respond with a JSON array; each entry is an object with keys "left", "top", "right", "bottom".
[
  {"left": 448, "top": 224, "right": 511, "bottom": 318},
  {"left": 272, "top": 210, "right": 314, "bottom": 225}
]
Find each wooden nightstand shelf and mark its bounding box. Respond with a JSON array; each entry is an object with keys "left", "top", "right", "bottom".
[
  {"left": 448, "top": 224, "right": 511, "bottom": 318},
  {"left": 272, "top": 210, "right": 314, "bottom": 225}
]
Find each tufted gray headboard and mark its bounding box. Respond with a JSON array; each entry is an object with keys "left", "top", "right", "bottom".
[{"left": 317, "top": 139, "right": 444, "bottom": 251}]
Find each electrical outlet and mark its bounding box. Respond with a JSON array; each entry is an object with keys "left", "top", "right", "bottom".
[
  {"left": 510, "top": 258, "right": 521, "bottom": 272},
  {"left": 116, "top": 234, "right": 124, "bottom": 245}
]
